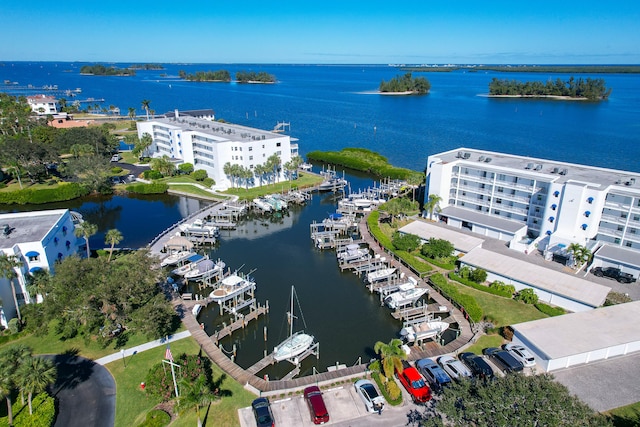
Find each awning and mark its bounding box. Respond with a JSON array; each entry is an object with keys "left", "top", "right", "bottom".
[
  {"left": 25, "top": 251, "right": 40, "bottom": 257},
  {"left": 29, "top": 266, "right": 43, "bottom": 273}
]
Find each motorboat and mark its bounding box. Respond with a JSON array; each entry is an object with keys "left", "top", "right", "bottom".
[
  {"left": 184, "top": 259, "right": 225, "bottom": 280},
  {"left": 208, "top": 273, "right": 256, "bottom": 303},
  {"left": 400, "top": 320, "right": 449, "bottom": 343},
  {"left": 318, "top": 168, "right": 347, "bottom": 191},
  {"left": 253, "top": 198, "right": 273, "bottom": 212},
  {"left": 160, "top": 250, "right": 194, "bottom": 267},
  {"left": 337, "top": 244, "right": 370, "bottom": 263},
  {"left": 299, "top": 162, "right": 312, "bottom": 171},
  {"left": 384, "top": 283, "right": 428, "bottom": 309},
  {"left": 179, "top": 218, "right": 219, "bottom": 237},
  {"left": 265, "top": 194, "right": 288, "bottom": 211},
  {"left": 366, "top": 267, "right": 396, "bottom": 283},
  {"left": 171, "top": 253, "right": 205, "bottom": 276},
  {"left": 273, "top": 286, "right": 316, "bottom": 362}
]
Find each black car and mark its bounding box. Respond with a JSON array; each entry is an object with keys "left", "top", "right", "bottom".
[
  {"left": 591, "top": 267, "right": 636, "bottom": 283},
  {"left": 483, "top": 347, "right": 524, "bottom": 373},
  {"left": 459, "top": 352, "right": 494, "bottom": 379},
  {"left": 252, "top": 397, "right": 275, "bottom": 427}
]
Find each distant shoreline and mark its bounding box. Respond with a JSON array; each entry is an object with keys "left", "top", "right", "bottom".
[{"left": 484, "top": 94, "right": 590, "bottom": 101}]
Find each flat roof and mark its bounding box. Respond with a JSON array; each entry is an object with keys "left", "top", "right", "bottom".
[
  {"left": 1, "top": 209, "right": 67, "bottom": 248},
  {"left": 460, "top": 247, "right": 610, "bottom": 307},
  {"left": 430, "top": 147, "right": 640, "bottom": 191},
  {"left": 398, "top": 220, "right": 484, "bottom": 253},
  {"left": 152, "top": 116, "right": 282, "bottom": 143},
  {"left": 440, "top": 206, "right": 527, "bottom": 234},
  {"left": 513, "top": 301, "right": 640, "bottom": 359},
  {"left": 595, "top": 244, "right": 640, "bottom": 268}
]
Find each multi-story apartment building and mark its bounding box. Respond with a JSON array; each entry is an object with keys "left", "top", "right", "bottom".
[
  {"left": 136, "top": 110, "right": 298, "bottom": 190},
  {"left": 426, "top": 148, "right": 640, "bottom": 270},
  {"left": 0, "top": 209, "right": 84, "bottom": 327},
  {"left": 26, "top": 94, "right": 59, "bottom": 115}
]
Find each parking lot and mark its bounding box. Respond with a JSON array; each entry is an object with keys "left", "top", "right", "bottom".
[{"left": 238, "top": 381, "right": 420, "bottom": 427}]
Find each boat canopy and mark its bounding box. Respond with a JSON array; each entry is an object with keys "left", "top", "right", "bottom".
[{"left": 197, "top": 259, "right": 215, "bottom": 272}]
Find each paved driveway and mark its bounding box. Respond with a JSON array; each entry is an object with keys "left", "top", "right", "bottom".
[{"left": 46, "top": 354, "right": 116, "bottom": 427}]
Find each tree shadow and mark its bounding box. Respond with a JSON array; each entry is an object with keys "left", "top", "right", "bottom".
[
  {"left": 47, "top": 353, "right": 96, "bottom": 396},
  {"left": 212, "top": 373, "right": 233, "bottom": 398}
]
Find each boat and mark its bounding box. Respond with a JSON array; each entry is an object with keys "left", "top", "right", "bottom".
[
  {"left": 299, "top": 163, "right": 312, "bottom": 171},
  {"left": 384, "top": 283, "right": 428, "bottom": 309},
  {"left": 253, "top": 197, "right": 273, "bottom": 212},
  {"left": 192, "top": 303, "right": 202, "bottom": 318},
  {"left": 318, "top": 168, "right": 347, "bottom": 191},
  {"left": 171, "top": 253, "right": 206, "bottom": 276},
  {"left": 179, "top": 218, "right": 219, "bottom": 237},
  {"left": 366, "top": 267, "right": 396, "bottom": 283},
  {"left": 337, "top": 244, "right": 370, "bottom": 263},
  {"left": 208, "top": 273, "right": 256, "bottom": 303},
  {"left": 400, "top": 320, "right": 449, "bottom": 343},
  {"left": 160, "top": 250, "right": 194, "bottom": 267},
  {"left": 184, "top": 259, "right": 225, "bottom": 280},
  {"left": 264, "top": 195, "right": 288, "bottom": 211},
  {"left": 273, "top": 286, "right": 315, "bottom": 362}
]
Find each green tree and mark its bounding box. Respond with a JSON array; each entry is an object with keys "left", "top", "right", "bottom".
[
  {"left": 178, "top": 163, "right": 194, "bottom": 175},
  {"left": 567, "top": 243, "right": 591, "bottom": 267},
  {"left": 128, "top": 107, "right": 136, "bottom": 121},
  {"left": 515, "top": 288, "right": 539, "bottom": 304},
  {"left": 424, "top": 194, "right": 442, "bottom": 220},
  {"left": 74, "top": 221, "right": 98, "bottom": 258},
  {"left": 26, "top": 268, "right": 51, "bottom": 303},
  {"left": 104, "top": 229, "right": 123, "bottom": 262},
  {"left": 0, "top": 253, "right": 23, "bottom": 323},
  {"left": 17, "top": 356, "right": 56, "bottom": 415},
  {"left": 420, "top": 238, "right": 454, "bottom": 259},
  {"left": 265, "top": 153, "right": 282, "bottom": 183},
  {"left": 150, "top": 156, "right": 175, "bottom": 177},
  {"left": 373, "top": 338, "right": 406, "bottom": 379},
  {"left": 469, "top": 268, "right": 488, "bottom": 284},
  {"left": 410, "top": 373, "right": 612, "bottom": 427},
  {"left": 175, "top": 375, "right": 217, "bottom": 427},
  {"left": 132, "top": 132, "right": 153, "bottom": 158},
  {"left": 0, "top": 345, "right": 33, "bottom": 425},
  {"left": 392, "top": 232, "right": 421, "bottom": 252},
  {"left": 141, "top": 99, "right": 151, "bottom": 120}
]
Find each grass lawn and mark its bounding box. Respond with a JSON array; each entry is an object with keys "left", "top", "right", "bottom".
[
  {"left": 108, "top": 336, "right": 255, "bottom": 427},
  {"left": 463, "top": 334, "right": 505, "bottom": 355},
  {"left": 451, "top": 281, "right": 548, "bottom": 326},
  {"left": 605, "top": 401, "right": 640, "bottom": 426},
  {"left": 168, "top": 184, "right": 227, "bottom": 200},
  {"left": 223, "top": 173, "right": 324, "bottom": 200},
  {"left": 3, "top": 320, "right": 186, "bottom": 361}
]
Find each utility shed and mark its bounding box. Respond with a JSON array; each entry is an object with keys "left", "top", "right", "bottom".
[
  {"left": 512, "top": 301, "right": 640, "bottom": 372},
  {"left": 459, "top": 247, "right": 610, "bottom": 312}
]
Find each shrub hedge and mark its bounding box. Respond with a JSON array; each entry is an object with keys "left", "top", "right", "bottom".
[
  {"left": 371, "top": 372, "right": 403, "bottom": 406},
  {"left": 429, "top": 273, "right": 483, "bottom": 322},
  {"left": 534, "top": 303, "right": 566, "bottom": 317},
  {"left": 0, "top": 182, "right": 90, "bottom": 204},
  {"left": 125, "top": 183, "right": 168, "bottom": 194},
  {"left": 449, "top": 273, "right": 514, "bottom": 298},
  {"left": 138, "top": 409, "right": 171, "bottom": 427},
  {"left": 0, "top": 392, "right": 55, "bottom": 427},
  {"left": 306, "top": 148, "right": 420, "bottom": 180}
]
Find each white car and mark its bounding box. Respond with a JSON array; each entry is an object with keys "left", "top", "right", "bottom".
[
  {"left": 437, "top": 355, "right": 472, "bottom": 381},
  {"left": 503, "top": 343, "right": 536, "bottom": 368},
  {"left": 354, "top": 379, "right": 385, "bottom": 413}
]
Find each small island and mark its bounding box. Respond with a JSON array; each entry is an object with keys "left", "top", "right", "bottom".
[
  {"left": 379, "top": 72, "right": 430, "bottom": 95},
  {"left": 129, "top": 63, "right": 164, "bottom": 70},
  {"left": 80, "top": 64, "right": 135, "bottom": 76},
  {"left": 488, "top": 76, "right": 611, "bottom": 100},
  {"left": 235, "top": 71, "right": 276, "bottom": 84},
  {"left": 179, "top": 69, "right": 231, "bottom": 82}
]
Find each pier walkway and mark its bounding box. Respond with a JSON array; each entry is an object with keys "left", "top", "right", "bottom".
[{"left": 166, "top": 209, "right": 475, "bottom": 396}]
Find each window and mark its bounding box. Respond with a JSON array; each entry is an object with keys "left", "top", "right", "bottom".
[
  {"left": 618, "top": 226, "right": 624, "bottom": 231},
  {"left": 276, "top": 142, "right": 281, "bottom": 147},
  {"left": 249, "top": 156, "right": 253, "bottom": 160},
  {"left": 626, "top": 242, "right": 633, "bottom": 247},
  {"left": 249, "top": 147, "right": 253, "bottom": 151},
  {"left": 587, "top": 197, "right": 594, "bottom": 204},
  {"left": 250, "top": 164, "right": 254, "bottom": 169}
]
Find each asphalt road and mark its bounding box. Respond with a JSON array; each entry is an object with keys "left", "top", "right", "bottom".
[{"left": 45, "top": 354, "right": 116, "bottom": 427}]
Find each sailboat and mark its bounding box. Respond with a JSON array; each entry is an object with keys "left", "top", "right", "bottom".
[{"left": 273, "top": 286, "right": 315, "bottom": 362}]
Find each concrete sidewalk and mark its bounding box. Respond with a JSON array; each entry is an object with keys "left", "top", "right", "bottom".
[{"left": 95, "top": 330, "right": 192, "bottom": 365}]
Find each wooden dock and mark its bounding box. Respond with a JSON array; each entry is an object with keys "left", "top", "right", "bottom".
[{"left": 210, "top": 305, "right": 268, "bottom": 344}]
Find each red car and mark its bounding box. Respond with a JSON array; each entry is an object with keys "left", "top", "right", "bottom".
[
  {"left": 303, "top": 386, "right": 329, "bottom": 424},
  {"left": 396, "top": 364, "right": 431, "bottom": 403}
]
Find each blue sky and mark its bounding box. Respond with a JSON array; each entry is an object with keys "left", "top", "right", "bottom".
[{"left": 2, "top": 1, "right": 639, "bottom": 64}]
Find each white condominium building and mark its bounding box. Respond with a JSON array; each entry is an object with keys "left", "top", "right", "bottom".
[
  {"left": 137, "top": 110, "right": 298, "bottom": 190},
  {"left": 425, "top": 148, "right": 640, "bottom": 257}
]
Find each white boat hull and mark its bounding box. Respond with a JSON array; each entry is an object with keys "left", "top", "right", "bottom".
[
  {"left": 401, "top": 321, "right": 449, "bottom": 342},
  {"left": 384, "top": 287, "right": 428, "bottom": 309},
  {"left": 273, "top": 331, "right": 315, "bottom": 362},
  {"left": 367, "top": 267, "right": 396, "bottom": 283}
]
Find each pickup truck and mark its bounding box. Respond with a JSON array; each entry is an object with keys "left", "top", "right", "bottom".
[
  {"left": 396, "top": 363, "right": 431, "bottom": 403},
  {"left": 591, "top": 267, "right": 636, "bottom": 283}
]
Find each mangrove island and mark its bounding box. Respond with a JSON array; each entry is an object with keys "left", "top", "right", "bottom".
[{"left": 379, "top": 72, "right": 430, "bottom": 95}]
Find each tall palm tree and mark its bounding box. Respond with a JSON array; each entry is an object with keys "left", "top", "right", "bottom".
[
  {"left": 128, "top": 107, "right": 136, "bottom": 121},
  {"left": 0, "top": 253, "right": 23, "bottom": 322},
  {"left": 74, "top": 221, "right": 98, "bottom": 258},
  {"left": 424, "top": 194, "right": 442, "bottom": 220},
  {"left": 141, "top": 99, "right": 151, "bottom": 120},
  {"left": 406, "top": 173, "right": 424, "bottom": 202},
  {"left": 373, "top": 338, "right": 406, "bottom": 379},
  {"left": 0, "top": 371, "right": 14, "bottom": 427},
  {"left": 26, "top": 269, "right": 51, "bottom": 303},
  {"left": 17, "top": 356, "right": 56, "bottom": 415},
  {"left": 0, "top": 344, "right": 33, "bottom": 423},
  {"left": 105, "top": 229, "right": 123, "bottom": 262},
  {"left": 567, "top": 243, "right": 591, "bottom": 268},
  {"left": 175, "top": 375, "right": 217, "bottom": 427}
]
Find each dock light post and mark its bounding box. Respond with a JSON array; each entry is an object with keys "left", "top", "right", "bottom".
[{"left": 121, "top": 349, "right": 126, "bottom": 368}]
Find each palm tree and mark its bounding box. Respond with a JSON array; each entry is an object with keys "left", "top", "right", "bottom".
[
  {"left": 175, "top": 375, "right": 217, "bottom": 427},
  {"left": 0, "top": 371, "right": 14, "bottom": 427},
  {"left": 105, "top": 229, "right": 123, "bottom": 262},
  {"left": 406, "top": 173, "right": 424, "bottom": 202},
  {"left": 17, "top": 356, "right": 56, "bottom": 415},
  {"left": 0, "top": 253, "right": 23, "bottom": 322},
  {"left": 128, "top": 107, "right": 136, "bottom": 121},
  {"left": 26, "top": 269, "right": 51, "bottom": 303},
  {"left": 141, "top": 99, "right": 151, "bottom": 120},
  {"left": 0, "top": 344, "right": 33, "bottom": 423},
  {"left": 74, "top": 221, "right": 98, "bottom": 258},
  {"left": 373, "top": 338, "right": 406, "bottom": 379},
  {"left": 567, "top": 243, "right": 591, "bottom": 268},
  {"left": 424, "top": 194, "right": 442, "bottom": 220}
]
